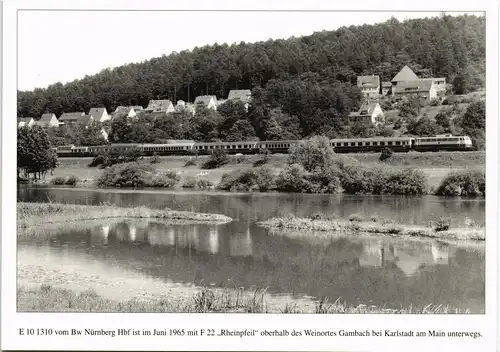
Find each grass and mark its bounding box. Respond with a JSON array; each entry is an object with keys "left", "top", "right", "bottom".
[
  {"left": 50, "top": 151, "right": 484, "bottom": 189},
  {"left": 17, "top": 285, "right": 469, "bottom": 314},
  {"left": 17, "top": 202, "right": 232, "bottom": 229},
  {"left": 258, "top": 214, "right": 485, "bottom": 241}
]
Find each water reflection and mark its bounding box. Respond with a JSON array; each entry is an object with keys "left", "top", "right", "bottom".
[
  {"left": 17, "top": 186, "right": 485, "bottom": 226},
  {"left": 19, "top": 219, "right": 485, "bottom": 312}
]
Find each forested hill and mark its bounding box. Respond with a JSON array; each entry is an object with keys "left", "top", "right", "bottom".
[{"left": 18, "top": 14, "right": 485, "bottom": 117}]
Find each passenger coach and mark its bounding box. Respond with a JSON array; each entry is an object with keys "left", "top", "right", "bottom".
[{"left": 330, "top": 136, "right": 414, "bottom": 153}]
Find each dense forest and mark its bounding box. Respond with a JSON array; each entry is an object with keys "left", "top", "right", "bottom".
[{"left": 18, "top": 14, "right": 485, "bottom": 118}]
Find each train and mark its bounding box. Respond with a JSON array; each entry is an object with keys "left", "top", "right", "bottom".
[{"left": 53, "top": 134, "right": 473, "bottom": 157}]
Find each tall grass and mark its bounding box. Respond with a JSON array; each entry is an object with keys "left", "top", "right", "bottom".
[
  {"left": 17, "top": 202, "right": 232, "bottom": 228},
  {"left": 17, "top": 285, "right": 470, "bottom": 314}
]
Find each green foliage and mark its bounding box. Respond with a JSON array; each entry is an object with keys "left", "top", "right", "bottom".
[
  {"left": 455, "top": 101, "right": 485, "bottom": 150},
  {"left": 429, "top": 98, "right": 441, "bottom": 106},
  {"left": 218, "top": 167, "right": 275, "bottom": 192},
  {"left": 50, "top": 176, "right": 66, "bottom": 185},
  {"left": 435, "top": 170, "right": 485, "bottom": 197},
  {"left": 398, "top": 99, "right": 421, "bottom": 118},
  {"left": 348, "top": 214, "right": 364, "bottom": 222},
  {"left": 17, "top": 126, "right": 58, "bottom": 179},
  {"left": 253, "top": 150, "right": 271, "bottom": 167},
  {"left": 275, "top": 163, "right": 342, "bottom": 194},
  {"left": 379, "top": 148, "right": 393, "bottom": 161},
  {"left": 393, "top": 118, "right": 403, "bottom": 130},
  {"left": 65, "top": 175, "right": 79, "bottom": 185},
  {"left": 202, "top": 149, "right": 229, "bottom": 169}
]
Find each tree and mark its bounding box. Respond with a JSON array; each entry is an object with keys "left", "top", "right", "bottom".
[
  {"left": 288, "top": 135, "right": 335, "bottom": 172},
  {"left": 456, "top": 101, "right": 485, "bottom": 149},
  {"left": 226, "top": 120, "right": 257, "bottom": 141},
  {"left": 17, "top": 126, "right": 58, "bottom": 179},
  {"left": 407, "top": 115, "right": 443, "bottom": 136}
]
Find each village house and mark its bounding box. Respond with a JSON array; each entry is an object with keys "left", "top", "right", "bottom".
[
  {"left": 393, "top": 80, "right": 437, "bottom": 102},
  {"left": 34, "top": 113, "right": 58, "bottom": 128},
  {"left": 349, "top": 102, "right": 384, "bottom": 125},
  {"left": 357, "top": 75, "right": 380, "bottom": 98},
  {"left": 381, "top": 82, "right": 392, "bottom": 96},
  {"left": 145, "top": 100, "right": 175, "bottom": 114},
  {"left": 175, "top": 100, "right": 196, "bottom": 116},
  {"left": 420, "top": 77, "right": 447, "bottom": 96},
  {"left": 88, "top": 107, "right": 110, "bottom": 123},
  {"left": 194, "top": 95, "right": 217, "bottom": 110},
  {"left": 17, "top": 117, "right": 34, "bottom": 128},
  {"left": 390, "top": 65, "right": 420, "bottom": 95},
  {"left": 113, "top": 106, "right": 137, "bottom": 120},
  {"left": 131, "top": 105, "right": 144, "bottom": 113},
  {"left": 77, "top": 114, "right": 94, "bottom": 128},
  {"left": 58, "top": 112, "right": 85, "bottom": 126}
]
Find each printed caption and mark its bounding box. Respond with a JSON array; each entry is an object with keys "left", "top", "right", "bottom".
[{"left": 18, "top": 328, "right": 483, "bottom": 339}]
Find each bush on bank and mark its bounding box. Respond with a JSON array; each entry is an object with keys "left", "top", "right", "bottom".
[
  {"left": 218, "top": 167, "right": 275, "bottom": 191},
  {"left": 182, "top": 176, "right": 214, "bottom": 189},
  {"left": 435, "top": 170, "right": 485, "bottom": 197},
  {"left": 96, "top": 162, "right": 180, "bottom": 188}
]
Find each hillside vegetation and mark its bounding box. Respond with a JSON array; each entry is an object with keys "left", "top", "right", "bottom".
[{"left": 18, "top": 14, "right": 485, "bottom": 118}]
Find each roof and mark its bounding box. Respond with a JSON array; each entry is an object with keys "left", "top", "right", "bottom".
[
  {"left": 132, "top": 105, "right": 144, "bottom": 111},
  {"left": 349, "top": 102, "right": 380, "bottom": 117},
  {"left": 88, "top": 107, "right": 107, "bottom": 120},
  {"left": 77, "top": 114, "right": 93, "bottom": 125},
  {"left": 194, "top": 95, "right": 217, "bottom": 106},
  {"left": 395, "top": 80, "right": 434, "bottom": 93},
  {"left": 114, "top": 106, "right": 133, "bottom": 114},
  {"left": 17, "top": 117, "right": 34, "bottom": 124},
  {"left": 382, "top": 81, "right": 392, "bottom": 88},
  {"left": 227, "top": 89, "right": 252, "bottom": 102},
  {"left": 146, "top": 100, "right": 174, "bottom": 112},
  {"left": 59, "top": 112, "right": 84, "bottom": 122},
  {"left": 38, "top": 113, "right": 56, "bottom": 122},
  {"left": 391, "top": 65, "right": 420, "bottom": 82},
  {"left": 357, "top": 76, "right": 380, "bottom": 89}
]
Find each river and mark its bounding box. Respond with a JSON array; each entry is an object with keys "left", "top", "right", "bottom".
[{"left": 17, "top": 186, "right": 485, "bottom": 312}]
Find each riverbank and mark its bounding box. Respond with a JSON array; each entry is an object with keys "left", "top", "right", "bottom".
[
  {"left": 258, "top": 216, "right": 485, "bottom": 241},
  {"left": 17, "top": 202, "right": 232, "bottom": 228},
  {"left": 17, "top": 284, "right": 468, "bottom": 314},
  {"left": 42, "top": 151, "right": 485, "bottom": 190}
]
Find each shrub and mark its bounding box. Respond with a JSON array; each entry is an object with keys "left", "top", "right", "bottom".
[
  {"left": 429, "top": 98, "right": 441, "bottom": 106},
  {"left": 348, "top": 214, "right": 364, "bottom": 222},
  {"left": 150, "top": 153, "right": 161, "bottom": 164},
  {"left": 219, "top": 166, "right": 275, "bottom": 192},
  {"left": 435, "top": 170, "right": 485, "bottom": 197},
  {"left": 393, "top": 118, "right": 402, "bottom": 130},
  {"left": 184, "top": 159, "right": 197, "bottom": 167},
  {"left": 232, "top": 154, "right": 247, "bottom": 164},
  {"left": 275, "top": 164, "right": 309, "bottom": 192},
  {"left": 97, "top": 162, "right": 152, "bottom": 188},
  {"left": 147, "top": 171, "right": 180, "bottom": 188},
  {"left": 253, "top": 152, "right": 271, "bottom": 167},
  {"left": 182, "top": 176, "right": 213, "bottom": 189},
  {"left": 432, "top": 217, "right": 452, "bottom": 232},
  {"left": 65, "top": 175, "right": 78, "bottom": 185},
  {"left": 202, "top": 149, "right": 229, "bottom": 169},
  {"left": 382, "top": 169, "right": 428, "bottom": 195},
  {"left": 379, "top": 148, "right": 393, "bottom": 161},
  {"left": 51, "top": 176, "right": 66, "bottom": 185}
]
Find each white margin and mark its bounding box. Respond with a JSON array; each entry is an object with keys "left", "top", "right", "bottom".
[{"left": 2, "top": 0, "right": 498, "bottom": 351}]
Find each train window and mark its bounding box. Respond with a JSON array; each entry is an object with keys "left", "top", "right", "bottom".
[
  {"left": 388, "top": 141, "right": 393, "bottom": 146},
  {"left": 357, "top": 142, "right": 363, "bottom": 146},
  {"left": 350, "top": 142, "right": 355, "bottom": 146},
  {"left": 380, "top": 142, "right": 385, "bottom": 146},
  {"left": 395, "top": 141, "right": 400, "bottom": 145},
  {"left": 373, "top": 142, "right": 378, "bottom": 146},
  {"left": 343, "top": 142, "right": 348, "bottom": 146}
]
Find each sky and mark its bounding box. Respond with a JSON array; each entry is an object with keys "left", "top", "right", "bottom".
[{"left": 17, "top": 10, "right": 481, "bottom": 91}]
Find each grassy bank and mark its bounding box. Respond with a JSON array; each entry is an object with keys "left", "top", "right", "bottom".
[
  {"left": 46, "top": 151, "right": 485, "bottom": 189},
  {"left": 17, "top": 284, "right": 468, "bottom": 314},
  {"left": 258, "top": 215, "right": 485, "bottom": 241},
  {"left": 17, "top": 202, "right": 232, "bottom": 228}
]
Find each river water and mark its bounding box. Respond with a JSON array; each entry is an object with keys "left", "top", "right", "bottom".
[{"left": 17, "top": 186, "right": 485, "bottom": 312}]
